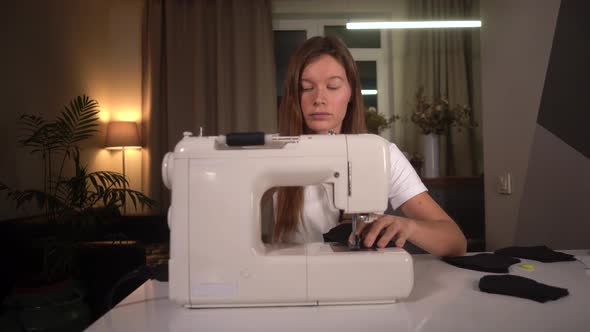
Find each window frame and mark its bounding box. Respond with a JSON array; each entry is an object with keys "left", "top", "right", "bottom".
[{"left": 273, "top": 19, "right": 393, "bottom": 138}]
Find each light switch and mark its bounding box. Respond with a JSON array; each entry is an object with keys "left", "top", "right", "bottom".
[{"left": 497, "top": 172, "right": 512, "bottom": 195}]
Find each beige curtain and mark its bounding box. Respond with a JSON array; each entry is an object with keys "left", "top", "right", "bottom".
[
  {"left": 394, "top": 0, "right": 482, "bottom": 177},
  {"left": 141, "top": 0, "right": 277, "bottom": 212}
]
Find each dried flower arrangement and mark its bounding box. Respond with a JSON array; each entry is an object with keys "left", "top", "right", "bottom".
[
  {"left": 365, "top": 106, "right": 400, "bottom": 135},
  {"left": 411, "top": 87, "right": 477, "bottom": 135}
]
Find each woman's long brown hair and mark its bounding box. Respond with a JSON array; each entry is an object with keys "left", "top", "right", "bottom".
[{"left": 273, "top": 36, "right": 367, "bottom": 242}]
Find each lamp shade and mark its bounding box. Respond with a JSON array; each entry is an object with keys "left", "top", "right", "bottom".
[{"left": 105, "top": 121, "right": 141, "bottom": 149}]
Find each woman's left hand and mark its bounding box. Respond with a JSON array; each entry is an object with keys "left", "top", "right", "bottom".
[{"left": 349, "top": 214, "right": 417, "bottom": 248}]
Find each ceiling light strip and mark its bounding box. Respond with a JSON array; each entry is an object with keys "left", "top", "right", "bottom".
[{"left": 347, "top": 21, "right": 482, "bottom": 30}]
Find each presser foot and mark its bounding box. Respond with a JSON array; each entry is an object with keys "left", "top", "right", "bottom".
[{"left": 348, "top": 214, "right": 369, "bottom": 251}]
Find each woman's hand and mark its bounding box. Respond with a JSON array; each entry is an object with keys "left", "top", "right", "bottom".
[
  {"left": 349, "top": 214, "right": 417, "bottom": 248},
  {"left": 346, "top": 193, "right": 467, "bottom": 256}
]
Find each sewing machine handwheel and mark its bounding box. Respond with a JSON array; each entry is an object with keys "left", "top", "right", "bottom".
[{"left": 162, "top": 152, "right": 174, "bottom": 189}]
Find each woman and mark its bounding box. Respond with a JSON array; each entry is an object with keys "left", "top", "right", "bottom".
[{"left": 274, "top": 36, "right": 466, "bottom": 257}]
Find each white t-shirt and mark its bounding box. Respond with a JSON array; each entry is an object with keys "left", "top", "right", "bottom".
[{"left": 285, "top": 142, "right": 427, "bottom": 244}]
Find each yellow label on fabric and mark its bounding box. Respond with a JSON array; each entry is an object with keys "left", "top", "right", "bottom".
[{"left": 519, "top": 263, "right": 534, "bottom": 271}]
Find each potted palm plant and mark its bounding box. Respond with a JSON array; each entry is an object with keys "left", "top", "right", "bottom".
[{"left": 0, "top": 95, "right": 157, "bottom": 331}]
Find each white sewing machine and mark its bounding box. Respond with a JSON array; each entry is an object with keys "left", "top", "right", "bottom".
[{"left": 162, "top": 132, "right": 413, "bottom": 308}]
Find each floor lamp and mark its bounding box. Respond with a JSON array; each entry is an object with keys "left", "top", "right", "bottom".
[{"left": 105, "top": 121, "right": 141, "bottom": 213}]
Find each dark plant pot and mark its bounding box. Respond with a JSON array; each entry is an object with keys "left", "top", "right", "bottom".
[{"left": 2, "top": 279, "right": 91, "bottom": 332}]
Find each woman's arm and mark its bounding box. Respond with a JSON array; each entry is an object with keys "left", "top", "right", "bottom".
[{"left": 359, "top": 192, "right": 467, "bottom": 257}]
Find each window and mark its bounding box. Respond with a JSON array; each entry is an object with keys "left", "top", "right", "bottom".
[
  {"left": 324, "top": 25, "right": 381, "bottom": 48},
  {"left": 273, "top": 19, "right": 392, "bottom": 137},
  {"left": 274, "top": 30, "right": 307, "bottom": 107},
  {"left": 356, "top": 61, "right": 377, "bottom": 109}
]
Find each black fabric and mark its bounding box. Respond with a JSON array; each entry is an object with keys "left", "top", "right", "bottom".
[
  {"left": 479, "top": 275, "right": 569, "bottom": 303},
  {"left": 494, "top": 245, "right": 576, "bottom": 263},
  {"left": 322, "top": 223, "right": 396, "bottom": 249},
  {"left": 442, "top": 253, "right": 521, "bottom": 273},
  {"left": 338, "top": 210, "right": 345, "bottom": 223}
]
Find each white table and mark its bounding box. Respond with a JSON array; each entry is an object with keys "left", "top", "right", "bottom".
[{"left": 86, "top": 251, "right": 590, "bottom": 332}]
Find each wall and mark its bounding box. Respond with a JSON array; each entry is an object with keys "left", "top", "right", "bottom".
[
  {"left": 0, "top": 0, "right": 143, "bottom": 219},
  {"left": 481, "top": 0, "right": 589, "bottom": 250},
  {"left": 515, "top": 0, "right": 590, "bottom": 248}
]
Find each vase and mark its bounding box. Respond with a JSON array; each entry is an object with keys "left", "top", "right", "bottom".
[{"left": 422, "top": 134, "right": 440, "bottom": 178}]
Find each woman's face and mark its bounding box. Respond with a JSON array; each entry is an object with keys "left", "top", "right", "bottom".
[{"left": 300, "top": 54, "right": 351, "bottom": 134}]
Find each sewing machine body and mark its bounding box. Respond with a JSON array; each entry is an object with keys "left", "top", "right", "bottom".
[{"left": 162, "top": 133, "right": 413, "bottom": 308}]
